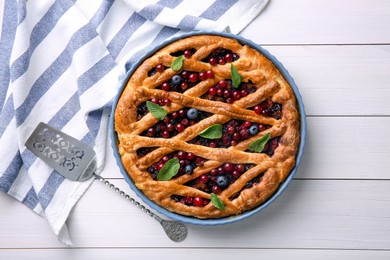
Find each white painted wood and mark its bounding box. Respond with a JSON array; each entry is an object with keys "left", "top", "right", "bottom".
[
  {"left": 241, "top": 0, "right": 390, "bottom": 44},
  {"left": 103, "top": 117, "right": 390, "bottom": 180},
  {"left": 0, "top": 249, "right": 389, "bottom": 260},
  {"left": 299, "top": 117, "right": 390, "bottom": 179},
  {"left": 264, "top": 45, "right": 390, "bottom": 115},
  {"left": 1, "top": 179, "right": 389, "bottom": 249}
]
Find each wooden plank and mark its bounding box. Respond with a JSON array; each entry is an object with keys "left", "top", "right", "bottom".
[
  {"left": 105, "top": 117, "right": 390, "bottom": 180},
  {"left": 298, "top": 117, "right": 390, "bottom": 179},
  {"left": 241, "top": 0, "right": 390, "bottom": 44},
  {"left": 0, "top": 248, "right": 389, "bottom": 260},
  {"left": 1, "top": 179, "right": 389, "bottom": 249},
  {"left": 261, "top": 45, "right": 390, "bottom": 116}
]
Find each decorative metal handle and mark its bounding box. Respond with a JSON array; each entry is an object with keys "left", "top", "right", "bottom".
[{"left": 93, "top": 173, "right": 187, "bottom": 242}]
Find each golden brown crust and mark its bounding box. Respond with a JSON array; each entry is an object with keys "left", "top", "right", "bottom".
[{"left": 114, "top": 34, "right": 300, "bottom": 218}]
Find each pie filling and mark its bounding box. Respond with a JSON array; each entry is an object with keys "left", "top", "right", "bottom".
[{"left": 137, "top": 51, "right": 284, "bottom": 207}]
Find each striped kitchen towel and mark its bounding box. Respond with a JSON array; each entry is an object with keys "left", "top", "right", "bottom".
[{"left": 0, "top": 0, "right": 270, "bottom": 246}]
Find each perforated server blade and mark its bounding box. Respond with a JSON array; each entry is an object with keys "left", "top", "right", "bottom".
[{"left": 25, "top": 122, "right": 187, "bottom": 242}]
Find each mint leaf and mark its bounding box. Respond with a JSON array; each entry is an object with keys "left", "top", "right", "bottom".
[
  {"left": 199, "top": 124, "right": 222, "bottom": 139},
  {"left": 248, "top": 133, "right": 271, "bottom": 153},
  {"left": 231, "top": 64, "right": 242, "bottom": 88},
  {"left": 171, "top": 55, "right": 184, "bottom": 71},
  {"left": 157, "top": 158, "right": 180, "bottom": 181},
  {"left": 146, "top": 101, "right": 167, "bottom": 120},
  {"left": 210, "top": 193, "right": 225, "bottom": 210}
]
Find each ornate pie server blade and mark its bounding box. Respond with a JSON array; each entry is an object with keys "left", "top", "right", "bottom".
[{"left": 25, "top": 122, "right": 187, "bottom": 242}]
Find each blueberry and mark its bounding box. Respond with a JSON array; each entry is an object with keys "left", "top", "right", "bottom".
[
  {"left": 249, "top": 125, "right": 259, "bottom": 135},
  {"left": 187, "top": 108, "right": 198, "bottom": 120},
  {"left": 272, "top": 103, "right": 281, "bottom": 112},
  {"left": 184, "top": 165, "right": 194, "bottom": 174},
  {"left": 216, "top": 175, "right": 228, "bottom": 188},
  {"left": 171, "top": 75, "right": 181, "bottom": 85}
]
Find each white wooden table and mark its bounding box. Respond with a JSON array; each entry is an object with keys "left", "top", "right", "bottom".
[{"left": 1, "top": 0, "right": 390, "bottom": 259}]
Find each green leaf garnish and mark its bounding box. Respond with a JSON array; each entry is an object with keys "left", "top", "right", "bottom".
[
  {"left": 248, "top": 133, "right": 271, "bottom": 153},
  {"left": 157, "top": 158, "right": 180, "bottom": 181},
  {"left": 199, "top": 124, "right": 222, "bottom": 139},
  {"left": 210, "top": 193, "right": 225, "bottom": 210},
  {"left": 231, "top": 64, "right": 242, "bottom": 88},
  {"left": 171, "top": 55, "right": 184, "bottom": 71},
  {"left": 146, "top": 100, "right": 167, "bottom": 120}
]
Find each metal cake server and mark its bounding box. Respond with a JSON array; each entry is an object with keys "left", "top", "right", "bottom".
[{"left": 25, "top": 122, "right": 187, "bottom": 242}]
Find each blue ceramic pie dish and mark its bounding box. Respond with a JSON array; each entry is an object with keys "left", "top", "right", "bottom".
[{"left": 110, "top": 31, "right": 306, "bottom": 226}]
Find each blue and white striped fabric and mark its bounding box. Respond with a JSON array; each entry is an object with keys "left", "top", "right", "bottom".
[{"left": 0, "top": 0, "right": 269, "bottom": 245}]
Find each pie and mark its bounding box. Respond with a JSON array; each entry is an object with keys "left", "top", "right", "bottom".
[{"left": 114, "top": 34, "right": 301, "bottom": 219}]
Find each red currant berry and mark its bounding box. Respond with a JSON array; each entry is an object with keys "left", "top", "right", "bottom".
[
  {"left": 200, "top": 175, "right": 209, "bottom": 183},
  {"left": 210, "top": 169, "right": 218, "bottom": 175},
  {"left": 258, "top": 124, "right": 266, "bottom": 131},
  {"left": 206, "top": 70, "right": 214, "bottom": 78},
  {"left": 218, "top": 58, "right": 226, "bottom": 65},
  {"left": 189, "top": 73, "right": 198, "bottom": 83},
  {"left": 161, "top": 82, "right": 170, "bottom": 91},
  {"left": 193, "top": 196, "right": 203, "bottom": 207},
  {"left": 163, "top": 116, "right": 170, "bottom": 123},
  {"left": 184, "top": 50, "right": 192, "bottom": 58},
  {"left": 242, "top": 121, "right": 251, "bottom": 128},
  {"left": 162, "top": 131, "right": 170, "bottom": 138},
  {"left": 232, "top": 170, "right": 240, "bottom": 179},
  {"left": 226, "top": 98, "right": 234, "bottom": 104},
  {"left": 241, "top": 89, "right": 248, "bottom": 97},
  {"left": 199, "top": 72, "right": 207, "bottom": 81},
  {"left": 166, "top": 123, "right": 174, "bottom": 132},
  {"left": 180, "top": 82, "right": 188, "bottom": 90},
  {"left": 208, "top": 87, "right": 217, "bottom": 96},
  {"left": 195, "top": 157, "right": 204, "bottom": 166},
  {"left": 232, "top": 132, "right": 240, "bottom": 141},
  {"left": 218, "top": 80, "right": 227, "bottom": 88},
  {"left": 227, "top": 126, "right": 235, "bottom": 134},
  {"left": 175, "top": 123, "right": 185, "bottom": 132},
  {"left": 172, "top": 111, "right": 179, "bottom": 118},
  {"left": 212, "top": 185, "right": 222, "bottom": 194},
  {"left": 239, "top": 128, "right": 249, "bottom": 139},
  {"left": 157, "top": 162, "right": 164, "bottom": 170},
  {"left": 254, "top": 105, "right": 262, "bottom": 114},
  {"left": 185, "top": 197, "right": 193, "bottom": 205},
  {"left": 156, "top": 64, "right": 164, "bottom": 72},
  {"left": 162, "top": 156, "right": 170, "bottom": 162},
  {"left": 235, "top": 164, "right": 245, "bottom": 173},
  {"left": 186, "top": 152, "right": 195, "bottom": 160},
  {"left": 209, "top": 57, "right": 217, "bottom": 65},
  {"left": 181, "top": 71, "right": 189, "bottom": 79},
  {"left": 179, "top": 109, "right": 186, "bottom": 118},
  {"left": 151, "top": 98, "right": 159, "bottom": 104},
  {"left": 216, "top": 88, "right": 223, "bottom": 96},
  {"left": 232, "top": 91, "right": 241, "bottom": 100},
  {"left": 230, "top": 140, "right": 237, "bottom": 146},
  {"left": 223, "top": 163, "right": 234, "bottom": 173},
  {"left": 225, "top": 53, "right": 233, "bottom": 63},
  {"left": 210, "top": 141, "right": 217, "bottom": 148},
  {"left": 164, "top": 98, "right": 171, "bottom": 105},
  {"left": 261, "top": 109, "right": 269, "bottom": 116},
  {"left": 177, "top": 151, "right": 186, "bottom": 160},
  {"left": 147, "top": 128, "right": 155, "bottom": 136},
  {"left": 181, "top": 118, "right": 189, "bottom": 126},
  {"left": 223, "top": 89, "right": 231, "bottom": 98}
]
